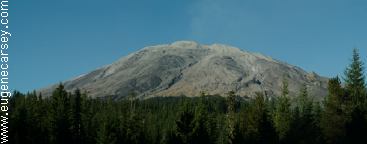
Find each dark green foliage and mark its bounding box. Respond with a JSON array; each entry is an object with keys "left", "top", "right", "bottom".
[
  {"left": 9, "top": 91, "right": 29, "bottom": 144},
  {"left": 343, "top": 49, "right": 367, "bottom": 144},
  {"left": 7, "top": 49, "right": 367, "bottom": 144},
  {"left": 239, "top": 92, "right": 277, "bottom": 144},
  {"left": 288, "top": 84, "right": 321, "bottom": 144},
  {"left": 50, "top": 84, "right": 73, "bottom": 144},
  {"left": 175, "top": 106, "right": 195, "bottom": 144},
  {"left": 273, "top": 79, "right": 292, "bottom": 142},
  {"left": 191, "top": 93, "right": 215, "bottom": 144},
  {"left": 9, "top": 85, "right": 367, "bottom": 144},
  {"left": 320, "top": 49, "right": 367, "bottom": 144},
  {"left": 71, "top": 89, "right": 82, "bottom": 144},
  {"left": 344, "top": 49, "right": 366, "bottom": 106},
  {"left": 321, "top": 77, "right": 348, "bottom": 144},
  {"left": 226, "top": 91, "right": 236, "bottom": 144},
  {"left": 345, "top": 107, "right": 367, "bottom": 144},
  {"left": 173, "top": 94, "right": 215, "bottom": 144}
]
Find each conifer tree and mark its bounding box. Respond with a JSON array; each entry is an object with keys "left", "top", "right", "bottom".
[
  {"left": 71, "top": 89, "right": 83, "bottom": 144},
  {"left": 344, "top": 48, "right": 366, "bottom": 106},
  {"left": 281, "top": 78, "right": 289, "bottom": 97},
  {"left": 26, "top": 91, "right": 50, "bottom": 143},
  {"left": 96, "top": 121, "right": 115, "bottom": 144},
  {"left": 50, "top": 84, "right": 73, "bottom": 144},
  {"left": 125, "top": 112, "right": 145, "bottom": 144},
  {"left": 290, "top": 84, "right": 318, "bottom": 143},
  {"left": 226, "top": 91, "right": 236, "bottom": 144},
  {"left": 242, "top": 92, "right": 277, "bottom": 143},
  {"left": 298, "top": 84, "right": 313, "bottom": 116},
  {"left": 273, "top": 78, "right": 292, "bottom": 142},
  {"left": 9, "top": 91, "right": 28, "bottom": 144},
  {"left": 321, "top": 77, "right": 347, "bottom": 144},
  {"left": 175, "top": 105, "right": 195, "bottom": 144},
  {"left": 191, "top": 92, "right": 213, "bottom": 144},
  {"left": 343, "top": 49, "right": 367, "bottom": 144},
  {"left": 95, "top": 99, "right": 120, "bottom": 144}
]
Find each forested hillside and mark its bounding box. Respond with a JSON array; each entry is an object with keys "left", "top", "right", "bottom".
[{"left": 8, "top": 49, "right": 367, "bottom": 144}]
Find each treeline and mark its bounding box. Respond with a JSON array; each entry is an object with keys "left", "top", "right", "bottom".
[{"left": 8, "top": 49, "right": 367, "bottom": 144}]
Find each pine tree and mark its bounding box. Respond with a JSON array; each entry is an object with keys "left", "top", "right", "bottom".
[
  {"left": 281, "top": 78, "right": 289, "bottom": 97},
  {"left": 273, "top": 78, "right": 292, "bottom": 142},
  {"left": 312, "top": 101, "right": 324, "bottom": 144},
  {"left": 50, "top": 84, "right": 73, "bottom": 144},
  {"left": 242, "top": 92, "right": 277, "bottom": 143},
  {"left": 95, "top": 99, "right": 119, "bottom": 144},
  {"left": 191, "top": 92, "right": 213, "bottom": 144},
  {"left": 226, "top": 91, "right": 236, "bottom": 144},
  {"left": 298, "top": 84, "right": 313, "bottom": 116},
  {"left": 175, "top": 105, "right": 195, "bottom": 144},
  {"left": 71, "top": 89, "right": 83, "bottom": 144},
  {"left": 96, "top": 120, "right": 115, "bottom": 144},
  {"left": 343, "top": 49, "right": 367, "bottom": 144},
  {"left": 321, "top": 77, "right": 347, "bottom": 144},
  {"left": 125, "top": 112, "right": 145, "bottom": 144},
  {"left": 344, "top": 48, "right": 366, "bottom": 106},
  {"left": 9, "top": 91, "right": 29, "bottom": 144},
  {"left": 345, "top": 106, "right": 367, "bottom": 144},
  {"left": 290, "top": 84, "right": 319, "bottom": 143},
  {"left": 26, "top": 91, "right": 51, "bottom": 143}
]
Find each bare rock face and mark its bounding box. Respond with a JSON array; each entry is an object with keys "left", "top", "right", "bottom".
[{"left": 40, "top": 41, "right": 328, "bottom": 99}]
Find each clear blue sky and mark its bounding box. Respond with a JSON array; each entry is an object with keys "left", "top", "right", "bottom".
[{"left": 10, "top": 0, "right": 367, "bottom": 92}]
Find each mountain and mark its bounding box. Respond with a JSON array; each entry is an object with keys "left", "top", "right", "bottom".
[{"left": 40, "top": 41, "right": 328, "bottom": 99}]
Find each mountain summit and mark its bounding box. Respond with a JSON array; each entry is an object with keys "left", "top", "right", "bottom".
[{"left": 40, "top": 41, "right": 328, "bottom": 99}]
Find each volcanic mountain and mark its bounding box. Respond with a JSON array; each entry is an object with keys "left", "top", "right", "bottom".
[{"left": 40, "top": 41, "right": 328, "bottom": 99}]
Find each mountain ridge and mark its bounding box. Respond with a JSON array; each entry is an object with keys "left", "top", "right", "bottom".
[{"left": 40, "top": 41, "right": 328, "bottom": 99}]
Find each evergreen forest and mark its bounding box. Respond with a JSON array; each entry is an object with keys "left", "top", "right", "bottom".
[{"left": 7, "top": 49, "right": 367, "bottom": 144}]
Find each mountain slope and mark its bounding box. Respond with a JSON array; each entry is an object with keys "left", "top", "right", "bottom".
[{"left": 40, "top": 41, "right": 328, "bottom": 99}]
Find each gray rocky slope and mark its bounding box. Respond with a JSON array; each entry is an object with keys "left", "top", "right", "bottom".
[{"left": 40, "top": 41, "right": 328, "bottom": 99}]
